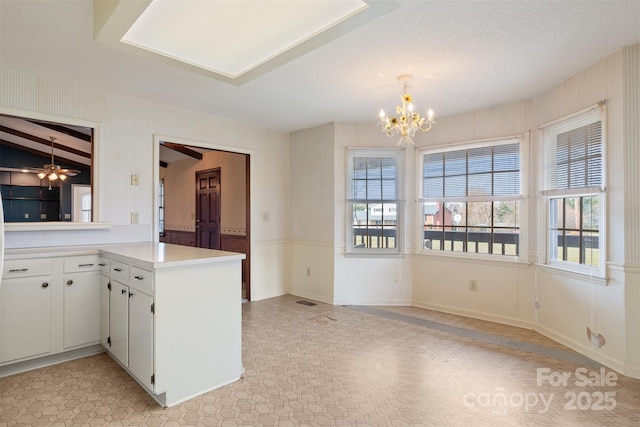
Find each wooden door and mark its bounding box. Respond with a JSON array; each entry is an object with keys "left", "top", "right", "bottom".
[{"left": 196, "top": 168, "right": 221, "bottom": 250}]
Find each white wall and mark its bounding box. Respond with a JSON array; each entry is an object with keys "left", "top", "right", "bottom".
[
  {"left": 332, "top": 123, "right": 414, "bottom": 305},
  {"left": 410, "top": 100, "right": 535, "bottom": 327},
  {"left": 531, "top": 45, "right": 639, "bottom": 377},
  {"left": 289, "top": 124, "right": 335, "bottom": 303},
  {"left": 1, "top": 67, "right": 290, "bottom": 302}
]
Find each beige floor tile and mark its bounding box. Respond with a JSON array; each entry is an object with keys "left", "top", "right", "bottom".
[{"left": 1, "top": 295, "right": 639, "bottom": 426}]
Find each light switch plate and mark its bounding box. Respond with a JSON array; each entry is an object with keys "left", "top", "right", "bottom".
[{"left": 131, "top": 174, "right": 140, "bottom": 186}]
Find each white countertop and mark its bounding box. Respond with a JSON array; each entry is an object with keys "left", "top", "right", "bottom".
[{"left": 5, "top": 242, "right": 245, "bottom": 269}]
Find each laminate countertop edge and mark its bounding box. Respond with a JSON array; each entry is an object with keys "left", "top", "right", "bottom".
[{"left": 4, "top": 242, "right": 245, "bottom": 270}]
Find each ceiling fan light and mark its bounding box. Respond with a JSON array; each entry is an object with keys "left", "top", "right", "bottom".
[
  {"left": 37, "top": 172, "right": 47, "bottom": 179},
  {"left": 59, "top": 174, "right": 67, "bottom": 181},
  {"left": 49, "top": 172, "right": 58, "bottom": 181}
]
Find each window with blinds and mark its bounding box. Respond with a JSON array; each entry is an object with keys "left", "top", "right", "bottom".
[
  {"left": 419, "top": 138, "right": 522, "bottom": 256},
  {"left": 541, "top": 104, "right": 604, "bottom": 196},
  {"left": 540, "top": 103, "right": 605, "bottom": 273},
  {"left": 346, "top": 148, "right": 403, "bottom": 253}
]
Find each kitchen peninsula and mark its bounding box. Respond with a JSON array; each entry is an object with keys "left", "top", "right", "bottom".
[{"left": 0, "top": 242, "right": 245, "bottom": 407}]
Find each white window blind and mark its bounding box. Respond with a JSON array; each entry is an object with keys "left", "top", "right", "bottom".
[
  {"left": 422, "top": 139, "right": 521, "bottom": 202},
  {"left": 540, "top": 103, "right": 604, "bottom": 197},
  {"left": 348, "top": 149, "right": 402, "bottom": 202}
]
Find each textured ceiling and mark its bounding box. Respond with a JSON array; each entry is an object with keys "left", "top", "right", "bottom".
[{"left": 1, "top": 0, "right": 639, "bottom": 133}]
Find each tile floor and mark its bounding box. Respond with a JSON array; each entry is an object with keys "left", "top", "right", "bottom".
[{"left": 1, "top": 294, "right": 639, "bottom": 426}]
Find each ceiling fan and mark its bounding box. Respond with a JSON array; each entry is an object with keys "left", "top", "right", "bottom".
[{"left": 0, "top": 136, "right": 80, "bottom": 189}]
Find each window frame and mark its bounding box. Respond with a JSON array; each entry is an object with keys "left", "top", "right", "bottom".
[
  {"left": 158, "top": 178, "right": 165, "bottom": 236},
  {"left": 539, "top": 102, "right": 606, "bottom": 277},
  {"left": 346, "top": 148, "right": 405, "bottom": 255},
  {"left": 417, "top": 135, "right": 527, "bottom": 261}
]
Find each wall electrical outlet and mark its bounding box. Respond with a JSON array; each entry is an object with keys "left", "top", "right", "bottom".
[
  {"left": 131, "top": 212, "right": 139, "bottom": 224},
  {"left": 131, "top": 174, "right": 140, "bottom": 186},
  {"left": 469, "top": 280, "right": 478, "bottom": 291}
]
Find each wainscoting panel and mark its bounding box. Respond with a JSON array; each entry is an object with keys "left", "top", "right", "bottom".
[{"left": 221, "top": 234, "right": 247, "bottom": 283}]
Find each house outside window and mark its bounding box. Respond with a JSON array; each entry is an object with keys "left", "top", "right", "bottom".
[
  {"left": 419, "top": 137, "right": 524, "bottom": 257},
  {"left": 540, "top": 103, "right": 605, "bottom": 275},
  {"left": 347, "top": 148, "right": 404, "bottom": 254}
]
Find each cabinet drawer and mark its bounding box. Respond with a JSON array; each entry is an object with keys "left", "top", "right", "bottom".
[
  {"left": 110, "top": 260, "right": 130, "bottom": 283},
  {"left": 98, "top": 257, "right": 110, "bottom": 274},
  {"left": 64, "top": 255, "right": 101, "bottom": 273},
  {"left": 2, "top": 259, "right": 52, "bottom": 279},
  {"left": 130, "top": 266, "right": 154, "bottom": 293}
]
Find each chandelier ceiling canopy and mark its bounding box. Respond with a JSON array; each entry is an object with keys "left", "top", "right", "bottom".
[{"left": 378, "top": 75, "right": 435, "bottom": 145}]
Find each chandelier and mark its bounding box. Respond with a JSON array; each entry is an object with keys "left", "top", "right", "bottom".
[
  {"left": 37, "top": 136, "right": 80, "bottom": 189},
  {"left": 378, "top": 75, "right": 435, "bottom": 145}
]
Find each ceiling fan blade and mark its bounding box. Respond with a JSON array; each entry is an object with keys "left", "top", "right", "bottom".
[
  {"left": 0, "top": 166, "right": 43, "bottom": 173},
  {"left": 58, "top": 168, "right": 81, "bottom": 176}
]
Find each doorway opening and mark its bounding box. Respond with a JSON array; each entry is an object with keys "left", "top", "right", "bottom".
[{"left": 156, "top": 139, "right": 251, "bottom": 301}]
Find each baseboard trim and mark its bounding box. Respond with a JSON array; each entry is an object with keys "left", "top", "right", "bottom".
[
  {"left": 412, "top": 300, "right": 535, "bottom": 330},
  {"left": 0, "top": 344, "right": 105, "bottom": 378},
  {"left": 534, "top": 323, "right": 629, "bottom": 377}
]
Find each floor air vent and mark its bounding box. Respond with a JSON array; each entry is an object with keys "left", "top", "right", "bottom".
[{"left": 296, "top": 300, "right": 317, "bottom": 306}]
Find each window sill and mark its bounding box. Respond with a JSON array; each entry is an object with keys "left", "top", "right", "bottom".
[
  {"left": 344, "top": 252, "right": 407, "bottom": 259},
  {"left": 535, "top": 263, "right": 608, "bottom": 285},
  {"left": 414, "top": 250, "right": 530, "bottom": 268}
]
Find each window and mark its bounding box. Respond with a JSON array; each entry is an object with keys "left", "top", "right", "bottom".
[
  {"left": 419, "top": 137, "right": 523, "bottom": 257},
  {"left": 80, "top": 193, "right": 92, "bottom": 222},
  {"left": 158, "top": 178, "right": 165, "bottom": 236},
  {"left": 540, "top": 103, "right": 605, "bottom": 273},
  {"left": 347, "top": 148, "right": 403, "bottom": 254}
]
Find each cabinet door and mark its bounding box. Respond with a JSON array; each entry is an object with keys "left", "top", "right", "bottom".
[
  {"left": 0, "top": 277, "right": 52, "bottom": 363},
  {"left": 109, "top": 280, "right": 129, "bottom": 367},
  {"left": 100, "top": 274, "right": 110, "bottom": 349},
  {"left": 63, "top": 271, "right": 101, "bottom": 349},
  {"left": 129, "top": 290, "right": 154, "bottom": 391}
]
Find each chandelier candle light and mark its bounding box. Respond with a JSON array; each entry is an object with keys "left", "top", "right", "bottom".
[{"left": 378, "top": 75, "right": 435, "bottom": 145}]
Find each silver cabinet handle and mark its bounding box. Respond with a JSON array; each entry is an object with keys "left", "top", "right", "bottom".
[
  {"left": 42, "top": 282, "right": 49, "bottom": 288},
  {"left": 67, "top": 280, "right": 73, "bottom": 286},
  {"left": 9, "top": 268, "right": 29, "bottom": 273}
]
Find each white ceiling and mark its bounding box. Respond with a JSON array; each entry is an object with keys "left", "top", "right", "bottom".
[
  {"left": 1, "top": 1, "right": 639, "bottom": 134},
  {"left": 119, "top": 0, "right": 369, "bottom": 80}
]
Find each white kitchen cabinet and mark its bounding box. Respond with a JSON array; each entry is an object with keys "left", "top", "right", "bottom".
[
  {"left": 128, "top": 288, "right": 154, "bottom": 391},
  {"left": 3, "top": 243, "right": 244, "bottom": 407},
  {"left": 63, "top": 255, "right": 101, "bottom": 349},
  {"left": 100, "top": 274, "right": 110, "bottom": 349},
  {"left": 0, "top": 259, "right": 53, "bottom": 363},
  {"left": 108, "top": 280, "right": 129, "bottom": 367},
  {"left": 102, "top": 260, "right": 155, "bottom": 388}
]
